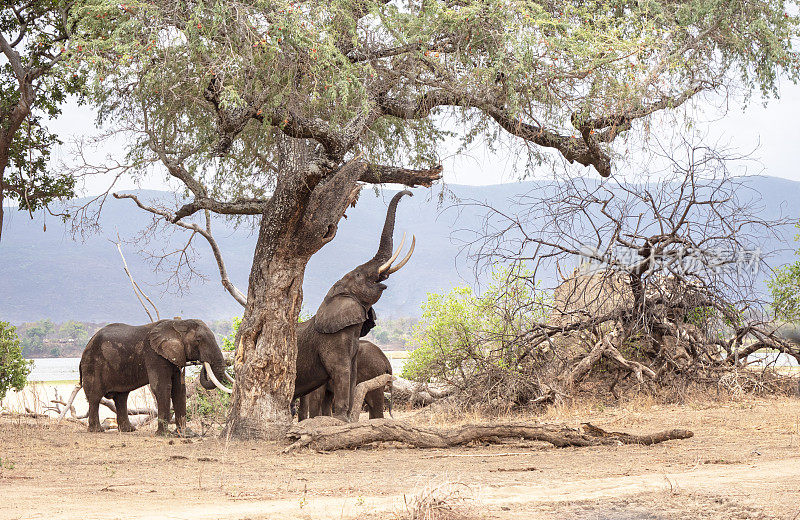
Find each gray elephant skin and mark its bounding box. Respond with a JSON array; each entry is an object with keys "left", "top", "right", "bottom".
[
  {"left": 298, "top": 340, "right": 393, "bottom": 420},
  {"left": 79, "top": 318, "right": 230, "bottom": 435},
  {"left": 293, "top": 190, "right": 414, "bottom": 421}
]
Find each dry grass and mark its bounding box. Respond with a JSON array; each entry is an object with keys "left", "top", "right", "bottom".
[
  {"left": 2, "top": 390, "right": 800, "bottom": 519},
  {"left": 396, "top": 481, "right": 478, "bottom": 520}
]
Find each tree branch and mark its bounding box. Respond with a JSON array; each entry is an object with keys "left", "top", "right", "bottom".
[
  {"left": 379, "top": 90, "right": 612, "bottom": 177},
  {"left": 171, "top": 196, "right": 268, "bottom": 223},
  {"left": 113, "top": 193, "right": 248, "bottom": 307},
  {"left": 360, "top": 163, "right": 443, "bottom": 187}
]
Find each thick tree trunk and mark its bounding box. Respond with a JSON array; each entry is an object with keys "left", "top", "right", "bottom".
[
  {"left": 224, "top": 144, "right": 366, "bottom": 439},
  {"left": 224, "top": 201, "right": 311, "bottom": 439}
]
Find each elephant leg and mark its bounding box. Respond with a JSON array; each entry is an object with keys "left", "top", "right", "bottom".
[
  {"left": 113, "top": 391, "right": 135, "bottom": 432},
  {"left": 320, "top": 387, "right": 333, "bottom": 416},
  {"left": 364, "top": 388, "right": 384, "bottom": 419},
  {"left": 306, "top": 387, "right": 325, "bottom": 418},
  {"left": 328, "top": 367, "right": 353, "bottom": 421},
  {"left": 86, "top": 390, "right": 104, "bottom": 433},
  {"left": 171, "top": 369, "right": 187, "bottom": 434},
  {"left": 297, "top": 396, "right": 309, "bottom": 421},
  {"left": 318, "top": 336, "right": 359, "bottom": 421},
  {"left": 347, "top": 354, "right": 358, "bottom": 420},
  {"left": 148, "top": 370, "right": 173, "bottom": 436}
]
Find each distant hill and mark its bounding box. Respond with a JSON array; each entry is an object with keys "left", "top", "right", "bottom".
[{"left": 2, "top": 177, "right": 799, "bottom": 325}]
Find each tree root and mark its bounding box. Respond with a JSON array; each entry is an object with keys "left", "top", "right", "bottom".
[{"left": 284, "top": 418, "right": 693, "bottom": 452}]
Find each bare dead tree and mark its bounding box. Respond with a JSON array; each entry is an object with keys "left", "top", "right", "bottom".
[{"left": 439, "top": 146, "right": 800, "bottom": 404}]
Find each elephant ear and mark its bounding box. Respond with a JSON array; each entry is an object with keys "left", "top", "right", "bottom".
[
  {"left": 313, "top": 295, "right": 367, "bottom": 334},
  {"left": 147, "top": 321, "right": 187, "bottom": 367},
  {"left": 359, "top": 307, "right": 377, "bottom": 338}
]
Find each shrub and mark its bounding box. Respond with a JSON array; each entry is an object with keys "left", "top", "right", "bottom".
[
  {"left": 187, "top": 382, "right": 231, "bottom": 433},
  {"left": 0, "top": 322, "right": 32, "bottom": 401},
  {"left": 402, "top": 264, "right": 551, "bottom": 408},
  {"left": 220, "top": 316, "right": 241, "bottom": 352}
]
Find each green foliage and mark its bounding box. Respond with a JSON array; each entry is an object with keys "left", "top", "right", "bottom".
[
  {"left": 0, "top": 322, "right": 32, "bottom": 401},
  {"left": 769, "top": 221, "right": 800, "bottom": 321},
  {"left": 19, "top": 319, "right": 55, "bottom": 357},
  {"left": 684, "top": 306, "right": 715, "bottom": 327},
  {"left": 220, "top": 316, "right": 241, "bottom": 352},
  {"left": 14, "top": 320, "right": 102, "bottom": 358},
  {"left": 403, "top": 264, "right": 549, "bottom": 389},
  {"left": 402, "top": 286, "right": 480, "bottom": 382},
  {"left": 187, "top": 384, "right": 231, "bottom": 424},
  {"left": 0, "top": 3, "right": 86, "bottom": 216},
  {"left": 365, "top": 317, "right": 416, "bottom": 348},
  {"left": 72, "top": 0, "right": 800, "bottom": 193},
  {"left": 57, "top": 321, "right": 89, "bottom": 343}
]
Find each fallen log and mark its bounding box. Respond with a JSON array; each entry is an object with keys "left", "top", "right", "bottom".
[
  {"left": 284, "top": 418, "right": 693, "bottom": 452},
  {"left": 392, "top": 377, "right": 457, "bottom": 406},
  {"left": 349, "top": 374, "right": 394, "bottom": 422},
  {"left": 98, "top": 398, "right": 157, "bottom": 417}
]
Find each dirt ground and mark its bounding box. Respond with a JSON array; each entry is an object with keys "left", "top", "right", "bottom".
[{"left": 2, "top": 395, "right": 800, "bottom": 520}]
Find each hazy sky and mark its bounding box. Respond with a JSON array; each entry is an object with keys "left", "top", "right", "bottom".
[{"left": 45, "top": 79, "right": 800, "bottom": 196}]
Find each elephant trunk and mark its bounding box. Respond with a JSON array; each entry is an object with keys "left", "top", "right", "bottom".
[{"left": 371, "top": 190, "right": 412, "bottom": 264}]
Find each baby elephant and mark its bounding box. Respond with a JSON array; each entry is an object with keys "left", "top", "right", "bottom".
[{"left": 79, "top": 319, "right": 233, "bottom": 435}]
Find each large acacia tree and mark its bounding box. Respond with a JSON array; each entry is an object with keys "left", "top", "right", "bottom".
[{"left": 74, "top": 0, "right": 799, "bottom": 438}]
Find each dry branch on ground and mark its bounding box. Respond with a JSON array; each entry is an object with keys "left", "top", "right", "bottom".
[{"left": 284, "top": 418, "right": 692, "bottom": 452}]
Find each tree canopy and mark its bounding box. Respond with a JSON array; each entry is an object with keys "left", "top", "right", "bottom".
[
  {"left": 0, "top": 2, "right": 85, "bottom": 241},
  {"left": 76, "top": 0, "right": 799, "bottom": 188}
]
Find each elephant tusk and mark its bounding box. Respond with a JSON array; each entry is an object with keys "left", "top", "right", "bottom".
[
  {"left": 386, "top": 235, "right": 415, "bottom": 275},
  {"left": 224, "top": 370, "right": 235, "bottom": 384},
  {"left": 378, "top": 232, "right": 406, "bottom": 274},
  {"left": 204, "top": 362, "right": 233, "bottom": 394}
]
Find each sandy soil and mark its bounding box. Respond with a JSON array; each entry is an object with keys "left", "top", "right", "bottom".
[{"left": 2, "top": 395, "right": 799, "bottom": 520}]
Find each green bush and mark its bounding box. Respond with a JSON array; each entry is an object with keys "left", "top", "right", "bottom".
[
  {"left": 220, "top": 316, "right": 241, "bottom": 352},
  {"left": 402, "top": 264, "right": 550, "bottom": 407},
  {"left": 0, "top": 322, "right": 32, "bottom": 401},
  {"left": 769, "top": 220, "right": 800, "bottom": 322},
  {"left": 187, "top": 382, "right": 231, "bottom": 426}
]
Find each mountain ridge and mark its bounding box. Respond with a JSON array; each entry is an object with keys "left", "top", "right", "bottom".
[{"left": 1, "top": 176, "right": 798, "bottom": 324}]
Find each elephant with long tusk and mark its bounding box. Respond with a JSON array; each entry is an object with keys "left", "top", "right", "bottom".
[
  {"left": 78, "top": 318, "right": 233, "bottom": 435},
  {"left": 201, "top": 361, "right": 235, "bottom": 393},
  {"left": 293, "top": 190, "right": 415, "bottom": 422}
]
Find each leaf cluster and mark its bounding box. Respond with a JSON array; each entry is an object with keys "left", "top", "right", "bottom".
[{"left": 0, "top": 322, "right": 32, "bottom": 402}]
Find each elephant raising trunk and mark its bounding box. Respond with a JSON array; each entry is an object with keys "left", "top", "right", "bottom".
[
  {"left": 363, "top": 190, "right": 416, "bottom": 278},
  {"left": 294, "top": 189, "right": 416, "bottom": 421}
]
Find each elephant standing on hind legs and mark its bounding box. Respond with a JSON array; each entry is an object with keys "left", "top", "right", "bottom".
[
  {"left": 79, "top": 319, "right": 234, "bottom": 435},
  {"left": 298, "top": 340, "right": 393, "bottom": 420},
  {"left": 293, "top": 190, "right": 414, "bottom": 422}
]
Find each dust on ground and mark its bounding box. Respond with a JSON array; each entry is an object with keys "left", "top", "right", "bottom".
[{"left": 2, "top": 395, "right": 799, "bottom": 520}]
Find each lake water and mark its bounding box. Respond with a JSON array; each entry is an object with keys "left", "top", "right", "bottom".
[
  {"left": 26, "top": 356, "right": 410, "bottom": 382},
  {"left": 28, "top": 357, "right": 82, "bottom": 382},
  {"left": 26, "top": 352, "right": 794, "bottom": 382}
]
